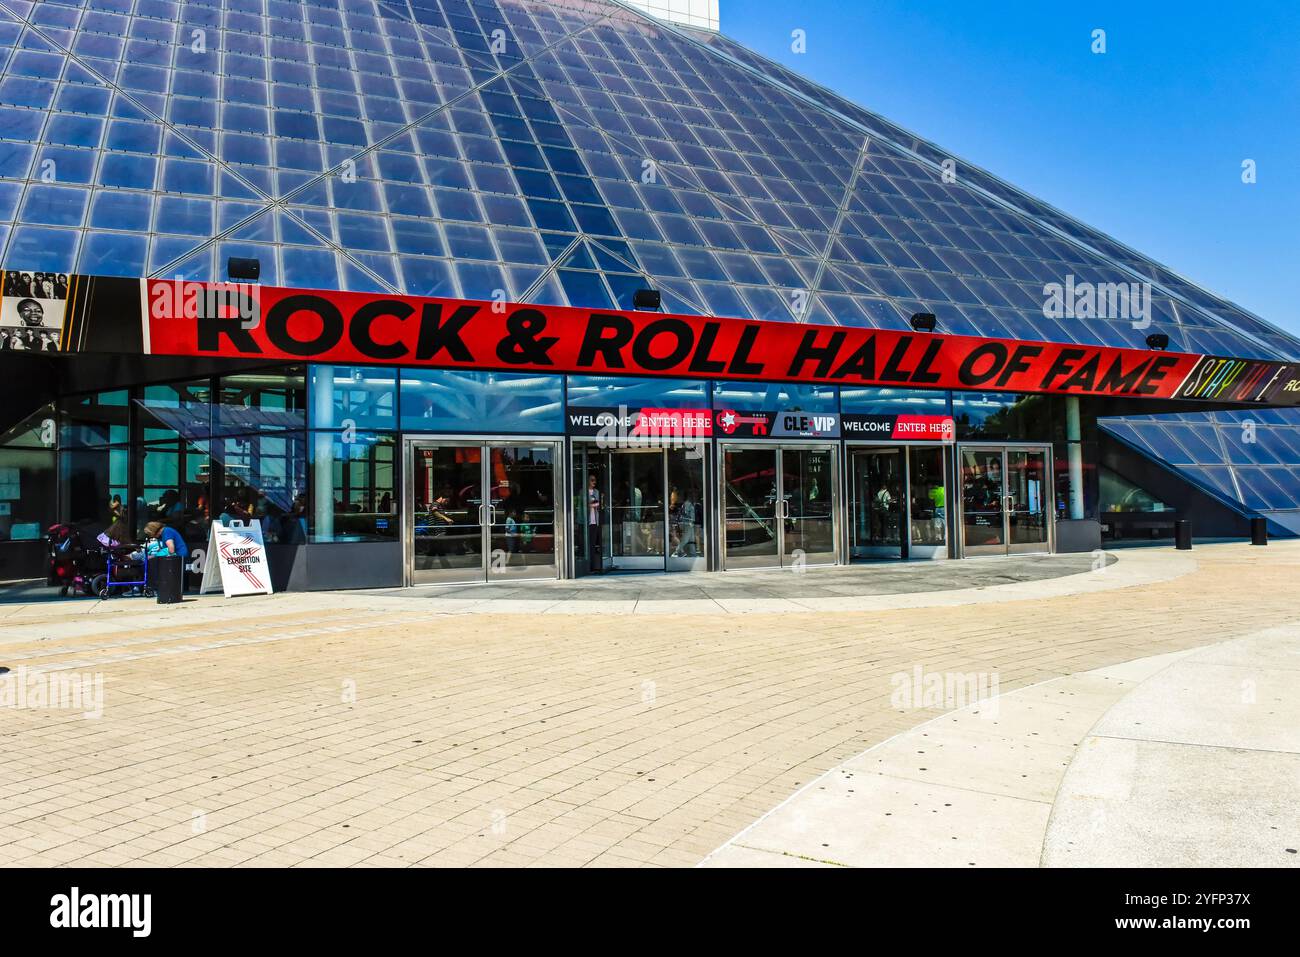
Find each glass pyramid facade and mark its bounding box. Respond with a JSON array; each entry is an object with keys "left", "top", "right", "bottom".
[{"left": 1, "top": 0, "right": 1297, "bottom": 523}]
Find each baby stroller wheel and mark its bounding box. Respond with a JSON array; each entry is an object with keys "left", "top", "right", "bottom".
[
  {"left": 59, "top": 585, "right": 69, "bottom": 597},
  {"left": 90, "top": 574, "right": 109, "bottom": 598},
  {"left": 142, "top": 587, "right": 156, "bottom": 599}
]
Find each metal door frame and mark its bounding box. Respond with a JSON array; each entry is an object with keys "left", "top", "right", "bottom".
[
  {"left": 403, "top": 434, "right": 565, "bottom": 586},
  {"left": 956, "top": 443, "right": 1054, "bottom": 558},
  {"left": 718, "top": 441, "right": 840, "bottom": 570}
]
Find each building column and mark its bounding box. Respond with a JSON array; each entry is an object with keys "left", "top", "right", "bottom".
[
  {"left": 1065, "top": 396, "right": 1085, "bottom": 521},
  {"left": 311, "top": 366, "right": 334, "bottom": 541}
]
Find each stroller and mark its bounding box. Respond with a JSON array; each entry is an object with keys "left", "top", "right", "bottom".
[
  {"left": 92, "top": 545, "right": 156, "bottom": 599},
  {"left": 46, "top": 523, "right": 103, "bottom": 597}
]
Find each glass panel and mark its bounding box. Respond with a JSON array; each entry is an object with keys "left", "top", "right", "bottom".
[
  {"left": 1007, "top": 449, "right": 1050, "bottom": 549},
  {"left": 138, "top": 379, "right": 213, "bottom": 443},
  {"left": 60, "top": 447, "right": 129, "bottom": 528},
  {"left": 783, "top": 448, "right": 836, "bottom": 564},
  {"left": 851, "top": 448, "right": 903, "bottom": 558},
  {"left": 723, "top": 447, "right": 779, "bottom": 566},
  {"left": 0, "top": 446, "right": 56, "bottom": 544},
  {"left": 566, "top": 375, "right": 707, "bottom": 409},
  {"left": 216, "top": 369, "right": 306, "bottom": 435},
  {"left": 411, "top": 444, "right": 483, "bottom": 581},
  {"left": 841, "top": 387, "right": 950, "bottom": 417},
  {"left": 713, "top": 381, "right": 838, "bottom": 414},
  {"left": 138, "top": 440, "right": 212, "bottom": 549},
  {"left": 667, "top": 447, "right": 706, "bottom": 570},
  {"left": 952, "top": 393, "right": 1051, "bottom": 441},
  {"left": 0, "top": 405, "right": 57, "bottom": 450},
  {"left": 399, "top": 369, "right": 562, "bottom": 433},
  {"left": 308, "top": 365, "right": 396, "bottom": 431},
  {"left": 215, "top": 432, "right": 306, "bottom": 545},
  {"left": 961, "top": 448, "right": 1005, "bottom": 549},
  {"left": 61, "top": 390, "right": 130, "bottom": 447},
  {"left": 310, "top": 432, "right": 396, "bottom": 543},
  {"left": 908, "top": 446, "right": 948, "bottom": 549},
  {"left": 487, "top": 444, "right": 556, "bottom": 578}
]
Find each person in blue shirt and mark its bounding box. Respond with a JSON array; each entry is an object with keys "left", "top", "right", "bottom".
[
  {"left": 142, "top": 521, "right": 189, "bottom": 559},
  {"left": 142, "top": 522, "right": 189, "bottom": 595}
]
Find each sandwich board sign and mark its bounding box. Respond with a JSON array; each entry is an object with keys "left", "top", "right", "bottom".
[{"left": 199, "top": 520, "right": 274, "bottom": 597}]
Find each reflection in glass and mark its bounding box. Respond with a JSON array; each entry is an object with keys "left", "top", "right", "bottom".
[
  {"left": 0, "top": 448, "right": 56, "bottom": 542},
  {"left": 411, "top": 444, "right": 482, "bottom": 578},
  {"left": 138, "top": 379, "right": 212, "bottom": 443},
  {"left": 216, "top": 369, "right": 306, "bottom": 434},
  {"left": 399, "top": 369, "right": 562, "bottom": 433},
  {"left": 60, "top": 447, "right": 128, "bottom": 528},
  {"left": 138, "top": 440, "right": 211, "bottom": 547},
  {"left": 783, "top": 448, "right": 835, "bottom": 562},
  {"left": 488, "top": 445, "right": 556, "bottom": 574},
  {"left": 215, "top": 432, "right": 306, "bottom": 544},
  {"left": 60, "top": 390, "right": 129, "bottom": 447},
  {"left": 851, "top": 448, "right": 903, "bottom": 558},
  {"left": 713, "top": 381, "right": 838, "bottom": 414},
  {"left": 308, "top": 365, "right": 395, "bottom": 431},
  {"left": 667, "top": 447, "right": 705, "bottom": 570},
  {"left": 908, "top": 446, "right": 948, "bottom": 549},
  {"left": 961, "top": 448, "right": 1005, "bottom": 548},
  {"left": 841, "top": 387, "right": 950, "bottom": 417},
  {"left": 309, "top": 432, "right": 396, "bottom": 542},
  {"left": 723, "top": 447, "right": 778, "bottom": 564},
  {"left": 1007, "top": 449, "right": 1049, "bottom": 547},
  {"left": 566, "top": 376, "right": 706, "bottom": 410},
  {"left": 606, "top": 448, "right": 665, "bottom": 568}
]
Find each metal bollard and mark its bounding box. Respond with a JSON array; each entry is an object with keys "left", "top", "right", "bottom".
[
  {"left": 1174, "top": 519, "right": 1192, "bottom": 550},
  {"left": 1251, "top": 517, "right": 1268, "bottom": 546}
]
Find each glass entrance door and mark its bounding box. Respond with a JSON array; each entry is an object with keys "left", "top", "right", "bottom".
[
  {"left": 1006, "top": 448, "right": 1051, "bottom": 553},
  {"left": 411, "top": 443, "right": 484, "bottom": 584},
  {"left": 907, "top": 446, "right": 949, "bottom": 559},
  {"left": 666, "top": 447, "right": 706, "bottom": 572},
  {"left": 572, "top": 444, "right": 709, "bottom": 575},
  {"left": 487, "top": 444, "right": 560, "bottom": 579},
  {"left": 721, "top": 444, "right": 838, "bottom": 569},
  {"left": 721, "top": 446, "right": 779, "bottom": 568},
  {"left": 408, "top": 438, "right": 561, "bottom": 584},
  {"left": 851, "top": 448, "right": 904, "bottom": 559},
  {"left": 783, "top": 447, "right": 836, "bottom": 566},
  {"left": 959, "top": 446, "right": 1051, "bottom": 556}
]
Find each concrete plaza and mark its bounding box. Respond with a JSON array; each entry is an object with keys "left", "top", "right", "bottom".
[{"left": 0, "top": 542, "right": 1296, "bottom": 867}]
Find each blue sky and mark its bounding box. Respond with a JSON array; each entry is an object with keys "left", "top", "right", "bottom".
[{"left": 722, "top": 0, "right": 1300, "bottom": 338}]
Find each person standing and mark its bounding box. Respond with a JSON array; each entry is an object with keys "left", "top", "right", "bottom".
[{"left": 586, "top": 472, "right": 603, "bottom": 574}]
